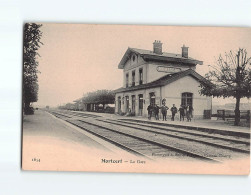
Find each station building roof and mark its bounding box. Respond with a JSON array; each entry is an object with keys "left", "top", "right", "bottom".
[
  {"left": 113, "top": 69, "right": 211, "bottom": 94},
  {"left": 118, "top": 48, "right": 203, "bottom": 69}
]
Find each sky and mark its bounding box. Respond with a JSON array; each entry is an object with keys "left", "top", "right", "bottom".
[{"left": 33, "top": 24, "right": 251, "bottom": 107}]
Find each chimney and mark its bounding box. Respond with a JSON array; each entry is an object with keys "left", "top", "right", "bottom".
[
  {"left": 181, "top": 44, "right": 189, "bottom": 58},
  {"left": 153, "top": 40, "right": 162, "bottom": 54}
]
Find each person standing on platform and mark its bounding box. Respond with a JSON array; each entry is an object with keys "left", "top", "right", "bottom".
[
  {"left": 154, "top": 104, "right": 160, "bottom": 120},
  {"left": 186, "top": 105, "right": 194, "bottom": 122},
  {"left": 171, "top": 104, "right": 177, "bottom": 121},
  {"left": 161, "top": 105, "right": 168, "bottom": 121},
  {"left": 147, "top": 104, "right": 153, "bottom": 120},
  {"left": 178, "top": 105, "right": 185, "bottom": 121}
]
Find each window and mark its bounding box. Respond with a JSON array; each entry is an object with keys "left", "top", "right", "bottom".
[
  {"left": 149, "top": 92, "right": 155, "bottom": 106},
  {"left": 139, "top": 68, "right": 143, "bottom": 85},
  {"left": 181, "top": 93, "right": 193, "bottom": 107},
  {"left": 132, "top": 55, "right": 136, "bottom": 62},
  {"left": 126, "top": 73, "right": 129, "bottom": 88},
  {"left": 132, "top": 71, "right": 135, "bottom": 86}
]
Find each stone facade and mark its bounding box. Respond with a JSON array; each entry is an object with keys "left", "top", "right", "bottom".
[{"left": 114, "top": 41, "right": 212, "bottom": 118}]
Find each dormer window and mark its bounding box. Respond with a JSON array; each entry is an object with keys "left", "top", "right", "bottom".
[{"left": 132, "top": 55, "right": 136, "bottom": 62}]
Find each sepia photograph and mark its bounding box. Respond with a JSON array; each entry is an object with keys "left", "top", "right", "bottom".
[{"left": 22, "top": 23, "right": 251, "bottom": 175}]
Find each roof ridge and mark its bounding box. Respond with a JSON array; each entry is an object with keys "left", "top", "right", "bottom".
[
  {"left": 118, "top": 48, "right": 203, "bottom": 69},
  {"left": 129, "top": 47, "right": 196, "bottom": 60},
  {"left": 132, "top": 47, "right": 181, "bottom": 54}
]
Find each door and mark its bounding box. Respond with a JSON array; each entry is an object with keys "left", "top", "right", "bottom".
[
  {"left": 118, "top": 96, "right": 121, "bottom": 113},
  {"left": 138, "top": 94, "right": 143, "bottom": 116},
  {"left": 125, "top": 96, "right": 129, "bottom": 113},
  {"left": 149, "top": 92, "right": 155, "bottom": 117},
  {"left": 131, "top": 95, "right": 136, "bottom": 113}
]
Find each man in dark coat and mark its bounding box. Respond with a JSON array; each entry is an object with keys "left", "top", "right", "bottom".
[
  {"left": 170, "top": 104, "right": 177, "bottom": 121},
  {"left": 147, "top": 104, "right": 153, "bottom": 120},
  {"left": 161, "top": 105, "right": 168, "bottom": 121},
  {"left": 178, "top": 105, "right": 185, "bottom": 121},
  {"left": 186, "top": 105, "right": 194, "bottom": 122},
  {"left": 154, "top": 104, "right": 160, "bottom": 120}
]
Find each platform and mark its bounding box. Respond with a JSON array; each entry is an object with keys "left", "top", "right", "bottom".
[
  {"left": 22, "top": 110, "right": 134, "bottom": 171},
  {"left": 72, "top": 110, "right": 250, "bottom": 138}
]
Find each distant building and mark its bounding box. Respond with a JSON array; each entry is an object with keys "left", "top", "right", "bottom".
[
  {"left": 114, "top": 40, "right": 212, "bottom": 118},
  {"left": 73, "top": 98, "right": 85, "bottom": 111},
  {"left": 73, "top": 91, "right": 115, "bottom": 113}
]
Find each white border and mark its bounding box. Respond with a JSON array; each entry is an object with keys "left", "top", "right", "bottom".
[{"left": 0, "top": 0, "right": 251, "bottom": 194}]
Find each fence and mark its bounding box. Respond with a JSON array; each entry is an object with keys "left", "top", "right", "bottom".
[{"left": 216, "top": 109, "right": 250, "bottom": 122}]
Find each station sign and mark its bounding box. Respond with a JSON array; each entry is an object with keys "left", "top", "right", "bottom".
[{"left": 156, "top": 66, "right": 181, "bottom": 73}]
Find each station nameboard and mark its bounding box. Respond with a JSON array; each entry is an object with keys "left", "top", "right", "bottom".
[{"left": 156, "top": 66, "right": 181, "bottom": 73}]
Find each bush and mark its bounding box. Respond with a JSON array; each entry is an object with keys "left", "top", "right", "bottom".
[{"left": 24, "top": 106, "right": 34, "bottom": 115}]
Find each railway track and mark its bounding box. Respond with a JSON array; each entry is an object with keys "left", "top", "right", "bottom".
[
  {"left": 51, "top": 110, "right": 101, "bottom": 118},
  {"left": 68, "top": 119, "right": 222, "bottom": 162},
  {"left": 48, "top": 110, "right": 250, "bottom": 162},
  {"left": 121, "top": 118, "right": 250, "bottom": 139},
  {"left": 95, "top": 118, "right": 250, "bottom": 154}
]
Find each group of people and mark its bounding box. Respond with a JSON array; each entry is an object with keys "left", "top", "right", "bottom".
[{"left": 147, "top": 103, "right": 194, "bottom": 122}]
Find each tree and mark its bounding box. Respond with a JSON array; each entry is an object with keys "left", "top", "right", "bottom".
[
  {"left": 82, "top": 90, "right": 115, "bottom": 107},
  {"left": 23, "top": 23, "right": 43, "bottom": 114},
  {"left": 200, "top": 48, "right": 251, "bottom": 126}
]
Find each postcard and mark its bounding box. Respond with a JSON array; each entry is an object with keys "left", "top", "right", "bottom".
[{"left": 22, "top": 23, "right": 250, "bottom": 175}]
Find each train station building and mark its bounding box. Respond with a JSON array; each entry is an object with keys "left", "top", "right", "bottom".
[{"left": 114, "top": 40, "right": 212, "bottom": 118}]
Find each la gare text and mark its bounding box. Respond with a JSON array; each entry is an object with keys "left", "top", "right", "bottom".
[{"left": 101, "top": 159, "right": 146, "bottom": 164}]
